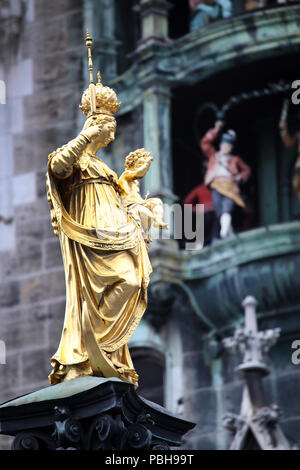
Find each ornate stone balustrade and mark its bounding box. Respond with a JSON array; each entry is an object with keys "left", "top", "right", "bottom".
[
  {"left": 148, "top": 221, "right": 300, "bottom": 332},
  {"left": 113, "top": 4, "right": 300, "bottom": 115}
]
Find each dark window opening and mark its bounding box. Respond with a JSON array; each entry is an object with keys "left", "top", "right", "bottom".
[
  {"left": 168, "top": 0, "right": 190, "bottom": 39},
  {"left": 172, "top": 53, "right": 300, "bottom": 247},
  {"left": 130, "top": 347, "right": 165, "bottom": 406},
  {"left": 115, "top": 0, "right": 141, "bottom": 74},
  {"left": 242, "top": 430, "right": 262, "bottom": 450}
]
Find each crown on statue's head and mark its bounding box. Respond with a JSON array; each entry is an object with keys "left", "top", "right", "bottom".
[
  {"left": 79, "top": 31, "right": 121, "bottom": 118},
  {"left": 80, "top": 71, "right": 121, "bottom": 117}
]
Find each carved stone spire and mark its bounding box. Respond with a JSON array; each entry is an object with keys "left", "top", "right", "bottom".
[
  {"left": 222, "top": 296, "right": 290, "bottom": 450},
  {"left": 223, "top": 295, "right": 280, "bottom": 377}
]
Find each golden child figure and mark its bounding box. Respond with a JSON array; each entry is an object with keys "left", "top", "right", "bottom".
[{"left": 119, "top": 148, "right": 168, "bottom": 242}]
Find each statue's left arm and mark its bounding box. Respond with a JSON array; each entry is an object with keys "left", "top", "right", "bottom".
[
  {"left": 120, "top": 161, "right": 152, "bottom": 183},
  {"left": 131, "top": 159, "right": 152, "bottom": 179},
  {"left": 50, "top": 132, "right": 90, "bottom": 179}
]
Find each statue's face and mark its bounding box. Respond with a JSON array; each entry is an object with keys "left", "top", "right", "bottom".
[
  {"left": 99, "top": 120, "right": 116, "bottom": 147},
  {"left": 83, "top": 115, "right": 116, "bottom": 149},
  {"left": 87, "top": 118, "right": 116, "bottom": 149}
]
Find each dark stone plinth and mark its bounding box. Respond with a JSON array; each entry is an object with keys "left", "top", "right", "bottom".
[{"left": 0, "top": 377, "right": 195, "bottom": 450}]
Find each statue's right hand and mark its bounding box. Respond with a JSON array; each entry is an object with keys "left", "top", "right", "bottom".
[{"left": 83, "top": 124, "right": 103, "bottom": 141}]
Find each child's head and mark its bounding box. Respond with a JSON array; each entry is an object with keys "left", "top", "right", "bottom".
[{"left": 125, "top": 148, "right": 151, "bottom": 169}]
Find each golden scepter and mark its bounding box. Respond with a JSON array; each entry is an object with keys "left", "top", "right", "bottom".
[{"left": 85, "top": 30, "right": 96, "bottom": 115}]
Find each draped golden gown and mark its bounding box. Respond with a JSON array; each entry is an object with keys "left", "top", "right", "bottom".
[{"left": 46, "top": 133, "right": 152, "bottom": 386}]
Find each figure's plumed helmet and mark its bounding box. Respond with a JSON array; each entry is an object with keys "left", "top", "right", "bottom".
[
  {"left": 221, "top": 129, "right": 236, "bottom": 145},
  {"left": 79, "top": 30, "right": 121, "bottom": 118}
]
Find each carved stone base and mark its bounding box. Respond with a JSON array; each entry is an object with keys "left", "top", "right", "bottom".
[{"left": 0, "top": 377, "right": 195, "bottom": 450}]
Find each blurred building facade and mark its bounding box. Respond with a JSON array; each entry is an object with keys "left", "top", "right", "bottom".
[{"left": 0, "top": 0, "right": 300, "bottom": 449}]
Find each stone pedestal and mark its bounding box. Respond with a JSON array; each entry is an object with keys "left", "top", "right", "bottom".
[{"left": 0, "top": 377, "right": 195, "bottom": 450}]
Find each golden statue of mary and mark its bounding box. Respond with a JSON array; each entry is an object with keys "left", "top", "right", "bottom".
[{"left": 46, "top": 32, "right": 152, "bottom": 387}]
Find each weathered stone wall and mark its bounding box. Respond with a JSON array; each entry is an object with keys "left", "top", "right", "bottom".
[{"left": 0, "top": 0, "right": 85, "bottom": 450}]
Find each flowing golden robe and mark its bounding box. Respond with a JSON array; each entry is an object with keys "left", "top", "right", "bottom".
[{"left": 46, "top": 133, "right": 152, "bottom": 386}]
